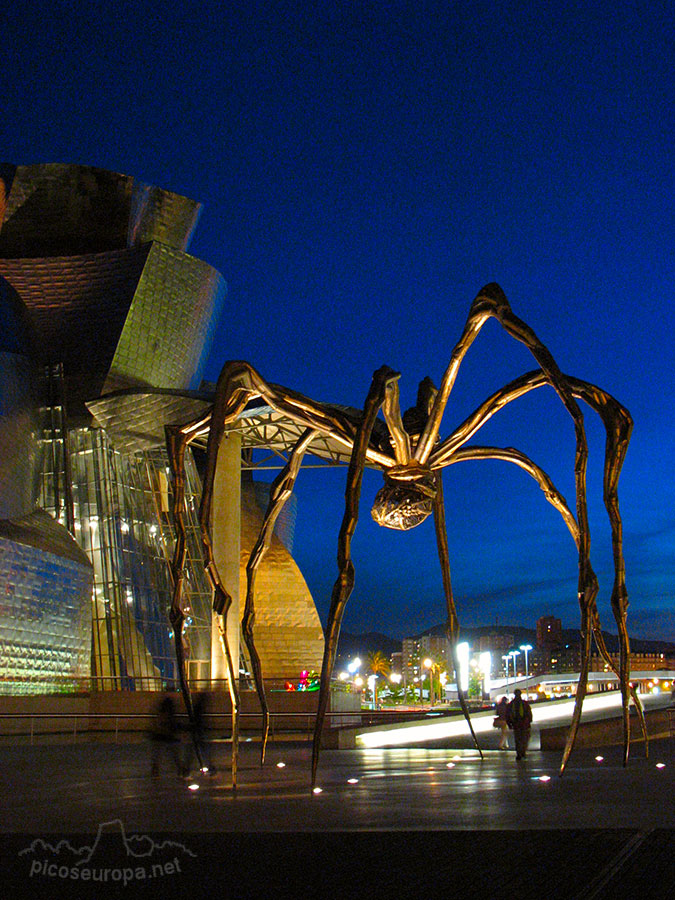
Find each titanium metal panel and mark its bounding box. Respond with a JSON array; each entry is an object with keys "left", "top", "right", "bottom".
[
  {"left": 0, "top": 354, "right": 41, "bottom": 518},
  {"left": 128, "top": 182, "right": 202, "bottom": 251},
  {"left": 0, "top": 279, "right": 41, "bottom": 518},
  {"left": 106, "top": 242, "right": 226, "bottom": 392},
  {"left": 0, "top": 246, "right": 151, "bottom": 403},
  {"left": 0, "top": 163, "right": 202, "bottom": 257},
  {"left": 87, "top": 390, "right": 213, "bottom": 453}
]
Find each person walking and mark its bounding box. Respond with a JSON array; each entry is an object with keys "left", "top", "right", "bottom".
[
  {"left": 506, "top": 688, "right": 533, "bottom": 760},
  {"left": 182, "top": 692, "right": 216, "bottom": 776},
  {"left": 150, "top": 693, "right": 181, "bottom": 777},
  {"left": 494, "top": 696, "right": 510, "bottom": 750}
]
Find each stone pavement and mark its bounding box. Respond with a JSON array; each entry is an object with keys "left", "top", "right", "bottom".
[{"left": 1, "top": 736, "right": 673, "bottom": 898}]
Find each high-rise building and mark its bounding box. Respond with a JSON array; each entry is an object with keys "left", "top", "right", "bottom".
[
  {"left": 0, "top": 163, "right": 324, "bottom": 693},
  {"left": 537, "top": 615, "right": 563, "bottom": 651}
]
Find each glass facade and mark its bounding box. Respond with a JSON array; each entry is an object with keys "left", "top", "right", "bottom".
[
  {"left": 0, "top": 164, "right": 323, "bottom": 695},
  {"left": 0, "top": 532, "right": 92, "bottom": 694},
  {"left": 39, "top": 409, "right": 214, "bottom": 691}
]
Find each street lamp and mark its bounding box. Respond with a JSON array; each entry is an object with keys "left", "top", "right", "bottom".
[
  {"left": 423, "top": 658, "right": 434, "bottom": 705},
  {"left": 519, "top": 644, "right": 533, "bottom": 677},
  {"left": 479, "top": 651, "right": 492, "bottom": 698},
  {"left": 502, "top": 654, "right": 511, "bottom": 688},
  {"left": 509, "top": 650, "right": 520, "bottom": 679}
]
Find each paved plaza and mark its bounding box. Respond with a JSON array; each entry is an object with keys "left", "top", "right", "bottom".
[{"left": 1, "top": 734, "right": 673, "bottom": 898}]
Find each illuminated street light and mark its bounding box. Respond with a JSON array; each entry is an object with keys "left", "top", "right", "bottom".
[
  {"left": 479, "top": 651, "right": 492, "bottom": 697},
  {"left": 509, "top": 649, "right": 521, "bottom": 678},
  {"left": 423, "top": 658, "right": 434, "bottom": 705},
  {"left": 519, "top": 644, "right": 533, "bottom": 676},
  {"left": 456, "top": 642, "right": 470, "bottom": 693},
  {"left": 502, "top": 654, "right": 511, "bottom": 688}
]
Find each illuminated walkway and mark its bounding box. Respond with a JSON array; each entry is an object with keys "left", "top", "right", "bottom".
[
  {"left": 2, "top": 735, "right": 673, "bottom": 898},
  {"left": 1, "top": 733, "right": 673, "bottom": 833},
  {"left": 355, "top": 691, "right": 671, "bottom": 748}
]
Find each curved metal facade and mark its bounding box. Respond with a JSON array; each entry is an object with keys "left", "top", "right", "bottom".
[
  {"left": 0, "top": 164, "right": 222, "bottom": 692},
  {"left": 0, "top": 163, "right": 201, "bottom": 257},
  {"left": 0, "top": 163, "right": 323, "bottom": 694}
]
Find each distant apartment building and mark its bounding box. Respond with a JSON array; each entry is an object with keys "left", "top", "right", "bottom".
[
  {"left": 537, "top": 615, "right": 563, "bottom": 650},
  {"left": 479, "top": 631, "right": 514, "bottom": 660},
  {"left": 590, "top": 651, "right": 675, "bottom": 672},
  {"left": 401, "top": 634, "right": 449, "bottom": 684},
  {"left": 547, "top": 642, "right": 582, "bottom": 673}
]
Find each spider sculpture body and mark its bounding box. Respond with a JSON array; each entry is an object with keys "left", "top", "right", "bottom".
[{"left": 166, "top": 283, "right": 646, "bottom": 789}]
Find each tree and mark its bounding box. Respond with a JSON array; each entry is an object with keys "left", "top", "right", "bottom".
[
  {"left": 384, "top": 683, "right": 404, "bottom": 706},
  {"left": 367, "top": 651, "right": 391, "bottom": 707}
]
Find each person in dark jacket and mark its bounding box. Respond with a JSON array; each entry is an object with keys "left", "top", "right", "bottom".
[
  {"left": 506, "top": 689, "right": 533, "bottom": 760},
  {"left": 150, "top": 693, "right": 181, "bottom": 776}
]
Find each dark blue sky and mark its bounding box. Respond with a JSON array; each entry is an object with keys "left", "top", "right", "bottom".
[{"left": 4, "top": 1, "right": 673, "bottom": 640}]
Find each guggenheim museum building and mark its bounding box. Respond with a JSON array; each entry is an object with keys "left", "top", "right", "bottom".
[{"left": 0, "top": 163, "right": 324, "bottom": 695}]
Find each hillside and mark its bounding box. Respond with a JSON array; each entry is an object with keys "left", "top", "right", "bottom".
[{"left": 337, "top": 624, "right": 675, "bottom": 659}]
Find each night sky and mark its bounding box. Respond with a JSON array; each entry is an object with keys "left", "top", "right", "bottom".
[{"left": 4, "top": 2, "right": 673, "bottom": 641}]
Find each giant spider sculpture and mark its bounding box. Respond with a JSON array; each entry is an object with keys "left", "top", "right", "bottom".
[{"left": 166, "top": 283, "right": 646, "bottom": 789}]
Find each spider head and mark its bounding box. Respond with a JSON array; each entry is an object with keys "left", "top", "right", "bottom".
[{"left": 371, "top": 466, "right": 436, "bottom": 531}]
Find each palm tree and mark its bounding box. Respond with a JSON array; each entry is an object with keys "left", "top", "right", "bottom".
[{"left": 366, "top": 651, "right": 391, "bottom": 708}]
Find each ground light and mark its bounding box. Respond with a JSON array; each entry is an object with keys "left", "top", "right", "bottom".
[
  {"left": 656, "top": 763, "right": 666, "bottom": 769},
  {"left": 312, "top": 787, "right": 323, "bottom": 794},
  {"left": 347, "top": 778, "right": 359, "bottom": 784},
  {"left": 188, "top": 783, "right": 200, "bottom": 791},
  {"left": 276, "top": 762, "right": 286, "bottom": 768}
]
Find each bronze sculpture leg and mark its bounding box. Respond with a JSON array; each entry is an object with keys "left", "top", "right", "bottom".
[
  {"left": 199, "top": 420, "right": 242, "bottom": 788},
  {"left": 418, "top": 280, "right": 630, "bottom": 773},
  {"left": 243, "top": 428, "right": 316, "bottom": 764},
  {"left": 311, "top": 366, "right": 399, "bottom": 789},
  {"left": 165, "top": 425, "right": 201, "bottom": 768},
  {"left": 435, "top": 369, "right": 644, "bottom": 761},
  {"left": 431, "top": 471, "right": 483, "bottom": 757}
]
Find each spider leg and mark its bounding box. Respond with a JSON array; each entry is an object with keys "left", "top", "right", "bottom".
[
  {"left": 382, "top": 375, "right": 411, "bottom": 464},
  {"left": 165, "top": 424, "right": 201, "bottom": 767},
  {"left": 418, "top": 286, "right": 596, "bottom": 776},
  {"left": 571, "top": 377, "right": 641, "bottom": 763},
  {"left": 431, "top": 470, "right": 483, "bottom": 757},
  {"left": 431, "top": 364, "right": 642, "bottom": 765},
  {"left": 442, "top": 445, "right": 580, "bottom": 539},
  {"left": 311, "top": 366, "right": 399, "bottom": 790},
  {"left": 198, "top": 378, "right": 261, "bottom": 789},
  {"left": 442, "top": 444, "right": 596, "bottom": 767},
  {"left": 244, "top": 428, "right": 317, "bottom": 765}
]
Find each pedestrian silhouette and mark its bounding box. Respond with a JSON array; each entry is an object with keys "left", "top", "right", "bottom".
[
  {"left": 506, "top": 688, "right": 533, "bottom": 760},
  {"left": 149, "top": 693, "right": 181, "bottom": 777}
]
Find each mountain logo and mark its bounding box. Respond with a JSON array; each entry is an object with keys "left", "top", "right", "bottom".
[{"left": 19, "top": 819, "right": 196, "bottom": 886}]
